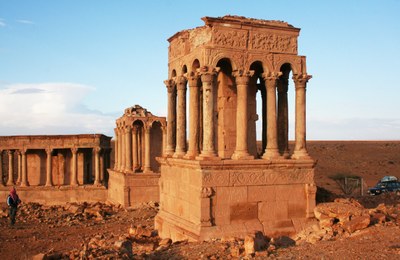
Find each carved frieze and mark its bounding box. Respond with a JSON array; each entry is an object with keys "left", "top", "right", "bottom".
[
  {"left": 230, "top": 169, "right": 313, "bottom": 186},
  {"left": 212, "top": 28, "right": 247, "bottom": 49},
  {"left": 250, "top": 32, "right": 297, "bottom": 54},
  {"left": 202, "top": 171, "right": 229, "bottom": 186}
]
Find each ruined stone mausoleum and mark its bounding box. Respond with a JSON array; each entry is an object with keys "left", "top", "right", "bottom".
[
  {"left": 107, "top": 105, "right": 166, "bottom": 207},
  {"left": 0, "top": 134, "right": 111, "bottom": 204},
  {"left": 155, "top": 16, "right": 316, "bottom": 241}
]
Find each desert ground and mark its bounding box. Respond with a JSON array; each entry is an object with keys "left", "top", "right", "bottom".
[{"left": 1, "top": 141, "right": 400, "bottom": 259}]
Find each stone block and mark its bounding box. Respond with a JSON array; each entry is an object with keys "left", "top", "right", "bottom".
[
  {"left": 214, "top": 204, "right": 230, "bottom": 225},
  {"left": 230, "top": 202, "right": 258, "bottom": 223},
  {"left": 217, "top": 186, "right": 247, "bottom": 205},
  {"left": 248, "top": 185, "right": 276, "bottom": 202}
]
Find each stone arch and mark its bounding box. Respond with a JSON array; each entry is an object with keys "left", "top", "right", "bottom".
[
  {"left": 192, "top": 59, "right": 200, "bottom": 72},
  {"left": 171, "top": 69, "right": 177, "bottom": 78},
  {"left": 211, "top": 52, "right": 238, "bottom": 71},
  {"left": 274, "top": 56, "right": 301, "bottom": 75},
  {"left": 215, "top": 58, "right": 236, "bottom": 158},
  {"left": 182, "top": 65, "right": 188, "bottom": 75},
  {"left": 249, "top": 61, "right": 266, "bottom": 157}
]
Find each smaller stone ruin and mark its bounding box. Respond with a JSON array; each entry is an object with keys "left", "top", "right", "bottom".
[{"left": 107, "top": 105, "right": 166, "bottom": 207}]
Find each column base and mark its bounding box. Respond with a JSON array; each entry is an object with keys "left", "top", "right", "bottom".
[
  {"left": 45, "top": 183, "right": 53, "bottom": 187},
  {"left": 231, "top": 151, "right": 254, "bottom": 160},
  {"left": 20, "top": 181, "right": 30, "bottom": 187},
  {"left": 173, "top": 151, "right": 186, "bottom": 158},
  {"left": 196, "top": 153, "right": 221, "bottom": 161},
  {"left": 143, "top": 168, "right": 153, "bottom": 174},
  {"left": 262, "top": 148, "right": 281, "bottom": 160},
  {"left": 70, "top": 183, "right": 79, "bottom": 187},
  {"left": 183, "top": 151, "right": 199, "bottom": 159},
  {"left": 292, "top": 149, "right": 311, "bottom": 160},
  {"left": 6, "top": 181, "right": 14, "bottom": 186}
]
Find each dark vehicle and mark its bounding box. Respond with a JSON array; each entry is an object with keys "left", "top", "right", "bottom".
[{"left": 368, "top": 180, "right": 400, "bottom": 196}]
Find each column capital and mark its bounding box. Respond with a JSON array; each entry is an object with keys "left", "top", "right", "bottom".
[
  {"left": 14, "top": 150, "right": 21, "bottom": 156},
  {"left": 45, "top": 148, "right": 53, "bottom": 154},
  {"left": 164, "top": 79, "right": 176, "bottom": 93},
  {"left": 144, "top": 125, "right": 151, "bottom": 134},
  {"left": 233, "top": 70, "right": 255, "bottom": 85},
  {"left": 124, "top": 125, "right": 132, "bottom": 134},
  {"left": 188, "top": 71, "right": 200, "bottom": 88},
  {"left": 20, "top": 148, "right": 27, "bottom": 155},
  {"left": 262, "top": 71, "right": 282, "bottom": 81},
  {"left": 7, "top": 150, "right": 13, "bottom": 155},
  {"left": 198, "top": 66, "right": 219, "bottom": 84},
  {"left": 93, "top": 147, "right": 101, "bottom": 154},
  {"left": 176, "top": 75, "right": 187, "bottom": 90},
  {"left": 292, "top": 73, "right": 312, "bottom": 86},
  {"left": 71, "top": 147, "right": 78, "bottom": 154}
]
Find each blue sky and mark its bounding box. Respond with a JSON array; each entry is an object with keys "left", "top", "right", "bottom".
[{"left": 0, "top": 1, "right": 399, "bottom": 140}]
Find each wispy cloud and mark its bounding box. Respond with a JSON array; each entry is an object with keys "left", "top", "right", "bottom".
[
  {"left": 0, "top": 83, "right": 116, "bottom": 136},
  {"left": 0, "top": 18, "right": 6, "bottom": 27},
  {"left": 16, "top": 19, "right": 34, "bottom": 25}
]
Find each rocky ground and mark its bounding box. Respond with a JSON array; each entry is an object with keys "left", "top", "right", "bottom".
[{"left": 0, "top": 141, "right": 399, "bottom": 259}]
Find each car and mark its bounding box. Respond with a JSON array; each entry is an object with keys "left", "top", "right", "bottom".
[{"left": 368, "top": 180, "right": 400, "bottom": 196}]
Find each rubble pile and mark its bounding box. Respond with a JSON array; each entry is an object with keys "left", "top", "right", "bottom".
[{"left": 294, "top": 197, "right": 400, "bottom": 245}]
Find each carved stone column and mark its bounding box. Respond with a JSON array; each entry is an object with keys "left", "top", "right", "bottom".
[
  {"left": 6, "top": 150, "right": 14, "bottom": 186},
  {"left": 174, "top": 76, "right": 188, "bottom": 158},
  {"left": 125, "top": 126, "right": 133, "bottom": 172},
  {"left": 161, "top": 125, "right": 167, "bottom": 157},
  {"left": 132, "top": 125, "right": 139, "bottom": 171},
  {"left": 0, "top": 150, "right": 4, "bottom": 186},
  {"left": 185, "top": 72, "right": 201, "bottom": 158},
  {"left": 277, "top": 77, "right": 290, "bottom": 158},
  {"left": 165, "top": 79, "right": 177, "bottom": 156},
  {"left": 16, "top": 151, "right": 21, "bottom": 184},
  {"left": 120, "top": 127, "right": 126, "bottom": 172},
  {"left": 20, "top": 149, "right": 29, "bottom": 187},
  {"left": 198, "top": 66, "right": 218, "bottom": 159},
  {"left": 292, "top": 73, "right": 312, "bottom": 159},
  {"left": 45, "top": 148, "right": 53, "bottom": 187},
  {"left": 262, "top": 72, "right": 281, "bottom": 159},
  {"left": 113, "top": 128, "right": 118, "bottom": 170},
  {"left": 118, "top": 127, "right": 123, "bottom": 171},
  {"left": 232, "top": 70, "right": 254, "bottom": 160},
  {"left": 143, "top": 126, "right": 152, "bottom": 173},
  {"left": 93, "top": 147, "right": 101, "bottom": 185},
  {"left": 70, "top": 148, "right": 78, "bottom": 186}
]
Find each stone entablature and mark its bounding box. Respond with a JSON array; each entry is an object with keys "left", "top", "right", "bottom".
[{"left": 0, "top": 134, "right": 111, "bottom": 188}]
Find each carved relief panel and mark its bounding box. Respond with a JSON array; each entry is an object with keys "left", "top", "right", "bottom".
[
  {"left": 212, "top": 28, "right": 248, "bottom": 49},
  {"left": 250, "top": 31, "right": 298, "bottom": 54}
]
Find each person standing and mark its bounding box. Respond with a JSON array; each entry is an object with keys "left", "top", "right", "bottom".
[{"left": 7, "top": 187, "right": 21, "bottom": 226}]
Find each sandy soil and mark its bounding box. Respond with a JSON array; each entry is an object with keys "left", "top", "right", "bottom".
[{"left": 0, "top": 141, "right": 399, "bottom": 259}]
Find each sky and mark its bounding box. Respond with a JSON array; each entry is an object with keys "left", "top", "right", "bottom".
[{"left": 0, "top": 0, "right": 399, "bottom": 140}]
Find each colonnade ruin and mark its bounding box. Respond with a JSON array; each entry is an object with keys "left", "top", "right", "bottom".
[
  {"left": 0, "top": 15, "right": 316, "bottom": 241},
  {"left": 0, "top": 134, "right": 111, "bottom": 204}
]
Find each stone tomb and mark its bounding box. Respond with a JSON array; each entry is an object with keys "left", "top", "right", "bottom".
[
  {"left": 155, "top": 16, "right": 316, "bottom": 241},
  {"left": 108, "top": 105, "right": 166, "bottom": 207}
]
